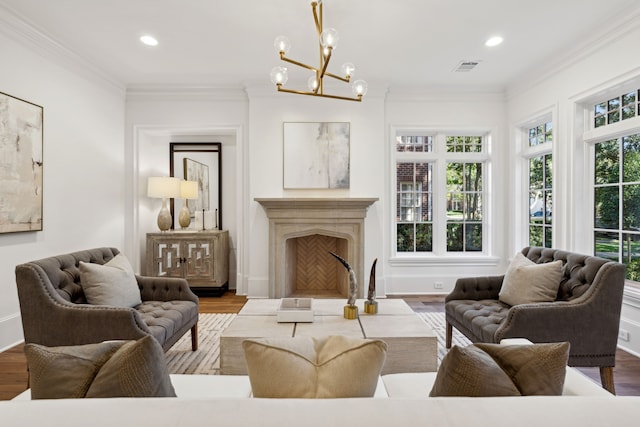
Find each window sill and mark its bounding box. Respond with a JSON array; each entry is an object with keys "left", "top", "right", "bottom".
[{"left": 390, "top": 255, "right": 501, "bottom": 267}]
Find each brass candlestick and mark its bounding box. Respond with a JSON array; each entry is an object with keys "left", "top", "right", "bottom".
[{"left": 344, "top": 304, "right": 358, "bottom": 319}]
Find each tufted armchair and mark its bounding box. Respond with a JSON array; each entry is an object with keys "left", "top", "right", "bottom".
[
  {"left": 15, "top": 247, "right": 199, "bottom": 352},
  {"left": 445, "top": 247, "right": 625, "bottom": 394}
]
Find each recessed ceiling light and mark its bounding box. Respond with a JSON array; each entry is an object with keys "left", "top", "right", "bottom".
[
  {"left": 140, "top": 35, "right": 158, "bottom": 46},
  {"left": 485, "top": 36, "right": 503, "bottom": 47}
]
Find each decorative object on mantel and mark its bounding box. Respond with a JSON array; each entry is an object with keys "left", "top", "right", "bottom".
[
  {"left": 284, "top": 122, "right": 350, "bottom": 189},
  {"left": 270, "top": 0, "right": 368, "bottom": 102},
  {"left": 178, "top": 180, "right": 198, "bottom": 229},
  {"left": 147, "top": 176, "right": 181, "bottom": 231},
  {"left": 277, "top": 298, "right": 314, "bottom": 323},
  {"left": 329, "top": 251, "right": 358, "bottom": 319},
  {"left": 364, "top": 258, "right": 378, "bottom": 314},
  {"left": 0, "top": 91, "right": 43, "bottom": 233}
]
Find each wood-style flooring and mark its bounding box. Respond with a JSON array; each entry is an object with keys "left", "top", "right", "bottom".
[{"left": 1, "top": 292, "right": 639, "bottom": 400}]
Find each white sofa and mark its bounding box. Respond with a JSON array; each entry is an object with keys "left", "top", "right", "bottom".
[
  {"left": 4, "top": 340, "right": 639, "bottom": 426},
  {"left": 4, "top": 368, "right": 640, "bottom": 427}
]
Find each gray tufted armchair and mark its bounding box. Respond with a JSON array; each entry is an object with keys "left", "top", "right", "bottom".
[
  {"left": 445, "top": 247, "right": 625, "bottom": 394},
  {"left": 15, "top": 247, "right": 199, "bottom": 352}
]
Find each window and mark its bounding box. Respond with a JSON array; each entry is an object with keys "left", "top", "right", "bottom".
[
  {"left": 594, "top": 134, "right": 640, "bottom": 281},
  {"left": 594, "top": 90, "right": 640, "bottom": 128},
  {"left": 394, "top": 132, "right": 487, "bottom": 255},
  {"left": 520, "top": 120, "right": 553, "bottom": 248}
]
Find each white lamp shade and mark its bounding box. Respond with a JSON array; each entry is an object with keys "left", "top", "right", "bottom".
[
  {"left": 147, "top": 177, "right": 181, "bottom": 198},
  {"left": 180, "top": 180, "right": 199, "bottom": 199}
]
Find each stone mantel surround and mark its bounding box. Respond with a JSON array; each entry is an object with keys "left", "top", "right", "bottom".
[{"left": 255, "top": 198, "right": 378, "bottom": 298}]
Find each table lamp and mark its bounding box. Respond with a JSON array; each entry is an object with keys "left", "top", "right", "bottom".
[
  {"left": 147, "top": 176, "right": 181, "bottom": 231},
  {"left": 178, "top": 180, "right": 198, "bottom": 229}
]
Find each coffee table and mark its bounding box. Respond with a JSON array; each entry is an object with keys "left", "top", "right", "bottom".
[{"left": 220, "top": 298, "right": 437, "bottom": 375}]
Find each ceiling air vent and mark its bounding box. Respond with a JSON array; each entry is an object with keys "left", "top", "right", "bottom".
[{"left": 454, "top": 61, "right": 480, "bottom": 72}]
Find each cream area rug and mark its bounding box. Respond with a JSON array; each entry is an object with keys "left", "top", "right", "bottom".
[{"left": 165, "top": 312, "right": 471, "bottom": 375}]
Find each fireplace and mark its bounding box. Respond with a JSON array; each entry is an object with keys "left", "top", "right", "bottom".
[{"left": 255, "top": 198, "right": 378, "bottom": 299}]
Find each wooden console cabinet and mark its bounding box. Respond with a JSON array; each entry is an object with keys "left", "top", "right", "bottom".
[{"left": 146, "top": 230, "right": 229, "bottom": 294}]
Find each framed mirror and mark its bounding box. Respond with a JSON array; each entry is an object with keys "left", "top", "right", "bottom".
[{"left": 170, "top": 142, "right": 222, "bottom": 230}]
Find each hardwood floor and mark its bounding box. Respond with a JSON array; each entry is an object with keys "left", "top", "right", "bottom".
[{"left": 1, "top": 292, "right": 639, "bottom": 399}]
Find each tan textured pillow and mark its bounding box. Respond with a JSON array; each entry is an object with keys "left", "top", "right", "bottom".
[
  {"left": 242, "top": 335, "right": 387, "bottom": 398},
  {"left": 79, "top": 253, "right": 142, "bottom": 307},
  {"left": 24, "top": 336, "right": 175, "bottom": 399},
  {"left": 499, "top": 252, "right": 563, "bottom": 306},
  {"left": 429, "top": 342, "right": 570, "bottom": 397}
]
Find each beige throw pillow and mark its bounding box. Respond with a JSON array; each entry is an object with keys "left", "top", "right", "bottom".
[
  {"left": 429, "top": 342, "right": 570, "bottom": 397},
  {"left": 24, "top": 336, "right": 176, "bottom": 399},
  {"left": 242, "top": 335, "right": 387, "bottom": 398},
  {"left": 79, "top": 253, "right": 142, "bottom": 307},
  {"left": 498, "top": 252, "right": 563, "bottom": 306}
]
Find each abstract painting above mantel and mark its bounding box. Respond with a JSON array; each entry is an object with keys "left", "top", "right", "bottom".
[
  {"left": 0, "top": 91, "right": 43, "bottom": 233},
  {"left": 283, "top": 122, "right": 350, "bottom": 189}
]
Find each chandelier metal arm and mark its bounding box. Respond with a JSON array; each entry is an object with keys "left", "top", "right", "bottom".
[{"left": 276, "top": 84, "right": 362, "bottom": 102}]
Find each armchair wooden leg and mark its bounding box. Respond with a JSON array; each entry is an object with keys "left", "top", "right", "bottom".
[
  {"left": 446, "top": 321, "right": 453, "bottom": 349},
  {"left": 191, "top": 323, "right": 198, "bottom": 351},
  {"left": 600, "top": 366, "right": 616, "bottom": 395}
]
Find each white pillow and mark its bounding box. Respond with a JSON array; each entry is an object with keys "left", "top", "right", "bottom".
[
  {"left": 498, "top": 252, "right": 562, "bottom": 306},
  {"left": 79, "top": 254, "right": 142, "bottom": 307}
]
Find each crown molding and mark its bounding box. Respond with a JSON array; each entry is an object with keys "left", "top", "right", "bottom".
[
  {"left": 0, "top": 3, "right": 125, "bottom": 94},
  {"left": 506, "top": 5, "right": 640, "bottom": 100},
  {"left": 126, "top": 84, "right": 248, "bottom": 102},
  {"left": 386, "top": 85, "right": 506, "bottom": 103}
]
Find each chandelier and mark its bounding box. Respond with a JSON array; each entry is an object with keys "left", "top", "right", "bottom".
[{"left": 269, "top": 1, "right": 368, "bottom": 102}]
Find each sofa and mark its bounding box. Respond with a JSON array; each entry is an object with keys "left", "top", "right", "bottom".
[
  {"left": 15, "top": 247, "right": 199, "bottom": 352},
  {"left": 445, "top": 246, "right": 626, "bottom": 393},
  {"left": 3, "top": 368, "right": 639, "bottom": 427}
]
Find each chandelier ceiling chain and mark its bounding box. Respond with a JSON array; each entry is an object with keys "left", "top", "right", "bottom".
[{"left": 270, "top": 0, "right": 368, "bottom": 102}]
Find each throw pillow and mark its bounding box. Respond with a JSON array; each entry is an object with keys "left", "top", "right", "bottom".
[
  {"left": 24, "top": 335, "right": 176, "bottom": 399},
  {"left": 79, "top": 253, "right": 142, "bottom": 307},
  {"left": 429, "top": 342, "right": 570, "bottom": 397},
  {"left": 498, "top": 252, "right": 563, "bottom": 306},
  {"left": 242, "top": 335, "right": 387, "bottom": 398}
]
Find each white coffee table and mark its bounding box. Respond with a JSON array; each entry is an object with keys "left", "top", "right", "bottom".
[{"left": 220, "top": 298, "right": 438, "bottom": 375}]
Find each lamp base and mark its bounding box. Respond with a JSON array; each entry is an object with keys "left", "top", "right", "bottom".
[
  {"left": 157, "top": 198, "right": 172, "bottom": 231},
  {"left": 343, "top": 304, "right": 358, "bottom": 320},
  {"left": 178, "top": 202, "right": 191, "bottom": 229}
]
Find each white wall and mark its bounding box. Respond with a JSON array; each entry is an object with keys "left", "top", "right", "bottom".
[
  {"left": 0, "top": 31, "right": 126, "bottom": 351},
  {"left": 506, "top": 17, "right": 640, "bottom": 356}
]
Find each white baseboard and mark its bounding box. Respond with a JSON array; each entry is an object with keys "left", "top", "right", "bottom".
[{"left": 0, "top": 313, "right": 24, "bottom": 352}]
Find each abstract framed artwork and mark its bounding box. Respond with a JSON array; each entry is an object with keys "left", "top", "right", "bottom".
[
  {"left": 184, "top": 157, "right": 210, "bottom": 213},
  {"left": 0, "top": 91, "right": 43, "bottom": 233},
  {"left": 283, "top": 122, "right": 350, "bottom": 189}
]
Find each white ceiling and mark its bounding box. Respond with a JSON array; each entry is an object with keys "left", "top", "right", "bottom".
[{"left": 2, "top": 0, "right": 639, "bottom": 92}]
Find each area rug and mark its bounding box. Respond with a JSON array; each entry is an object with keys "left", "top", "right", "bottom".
[
  {"left": 165, "top": 313, "right": 236, "bottom": 375},
  {"left": 165, "top": 312, "right": 471, "bottom": 374},
  {"left": 417, "top": 312, "right": 471, "bottom": 364}
]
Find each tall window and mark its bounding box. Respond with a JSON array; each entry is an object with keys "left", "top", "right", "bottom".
[
  {"left": 594, "top": 134, "right": 640, "bottom": 281},
  {"left": 395, "top": 132, "right": 487, "bottom": 255},
  {"left": 526, "top": 121, "right": 553, "bottom": 248}
]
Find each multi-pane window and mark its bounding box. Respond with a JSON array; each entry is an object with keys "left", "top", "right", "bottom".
[
  {"left": 446, "top": 162, "right": 483, "bottom": 252},
  {"left": 529, "top": 154, "right": 553, "bottom": 247},
  {"left": 594, "top": 90, "right": 640, "bottom": 128},
  {"left": 396, "top": 163, "right": 433, "bottom": 252},
  {"left": 522, "top": 120, "right": 553, "bottom": 248},
  {"left": 594, "top": 134, "right": 640, "bottom": 281},
  {"left": 395, "top": 133, "right": 486, "bottom": 254}
]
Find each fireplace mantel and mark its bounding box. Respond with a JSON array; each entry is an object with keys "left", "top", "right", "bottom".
[
  {"left": 255, "top": 198, "right": 378, "bottom": 218},
  {"left": 255, "top": 197, "right": 378, "bottom": 298}
]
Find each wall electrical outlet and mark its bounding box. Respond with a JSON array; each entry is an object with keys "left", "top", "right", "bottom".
[
  {"left": 434, "top": 282, "right": 444, "bottom": 289},
  {"left": 618, "top": 329, "right": 630, "bottom": 342}
]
